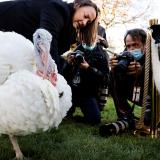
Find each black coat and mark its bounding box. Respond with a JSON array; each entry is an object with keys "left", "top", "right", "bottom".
[
  {"left": 63, "top": 44, "right": 109, "bottom": 98},
  {"left": 97, "top": 25, "right": 108, "bottom": 48},
  {"left": 0, "top": 0, "right": 77, "bottom": 71}
]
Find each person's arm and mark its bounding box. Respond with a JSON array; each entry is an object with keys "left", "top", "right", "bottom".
[
  {"left": 39, "top": 2, "right": 70, "bottom": 71},
  {"left": 97, "top": 25, "right": 108, "bottom": 48},
  {"left": 96, "top": 35, "right": 108, "bottom": 48},
  {"left": 80, "top": 54, "right": 109, "bottom": 83}
]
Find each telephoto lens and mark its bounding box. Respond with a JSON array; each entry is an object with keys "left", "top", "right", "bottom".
[
  {"left": 99, "top": 120, "right": 129, "bottom": 137},
  {"left": 98, "top": 87, "right": 108, "bottom": 111}
]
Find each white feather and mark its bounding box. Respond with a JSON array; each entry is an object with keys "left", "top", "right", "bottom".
[
  {"left": 56, "top": 74, "right": 72, "bottom": 118},
  {"left": 0, "top": 31, "right": 36, "bottom": 84},
  {"left": 0, "top": 70, "right": 61, "bottom": 136}
]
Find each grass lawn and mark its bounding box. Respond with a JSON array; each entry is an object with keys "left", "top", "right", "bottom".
[{"left": 0, "top": 97, "right": 160, "bottom": 160}]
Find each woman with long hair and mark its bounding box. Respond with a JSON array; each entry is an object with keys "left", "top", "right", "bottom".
[{"left": 0, "top": 0, "right": 98, "bottom": 72}]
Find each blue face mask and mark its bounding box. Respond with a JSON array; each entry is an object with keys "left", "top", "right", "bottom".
[
  {"left": 130, "top": 49, "right": 143, "bottom": 60},
  {"left": 82, "top": 43, "right": 96, "bottom": 51}
]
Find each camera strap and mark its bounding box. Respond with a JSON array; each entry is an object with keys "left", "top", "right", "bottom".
[{"left": 131, "top": 62, "right": 141, "bottom": 110}]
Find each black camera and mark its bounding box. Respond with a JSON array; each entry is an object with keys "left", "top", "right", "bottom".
[
  {"left": 99, "top": 120, "right": 129, "bottom": 137},
  {"left": 115, "top": 51, "right": 135, "bottom": 72},
  {"left": 72, "top": 50, "right": 84, "bottom": 65}
]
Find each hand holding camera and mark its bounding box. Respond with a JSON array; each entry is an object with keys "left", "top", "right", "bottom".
[
  {"left": 127, "top": 61, "right": 142, "bottom": 75},
  {"left": 67, "top": 50, "right": 89, "bottom": 69},
  {"left": 114, "top": 51, "right": 135, "bottom": 72},
  {"left": 67, "top": 50, "right": 84, "bottom": 65},
  {"left": 109, "top": 55, "right": 119, "bottom": 69},
  {"left": 109, "top": 51, "right": 142, "bottom": 75},
  {"left": 66, "top": 53, "right": 75, "bottom": 65}
]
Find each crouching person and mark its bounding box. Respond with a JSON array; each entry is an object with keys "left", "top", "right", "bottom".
[
  {"left": 99, "top": 28, "right": 152, "bottom": 137},
  {"left": 100, "top": 28, "right": 152, "bottom": 136},
  {"left": 62, "top": 39, "right": 109, "bottom": 125}
]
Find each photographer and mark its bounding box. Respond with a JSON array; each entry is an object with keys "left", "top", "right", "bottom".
[
  {"left": 109, "top": 28, "right": 151, "bottom": 129},
  {"left": 97, "top": 24, "right": 109, "bottom": 49},
  {"left": 63, "top": 40, "right": 109, "bottom": 125}
]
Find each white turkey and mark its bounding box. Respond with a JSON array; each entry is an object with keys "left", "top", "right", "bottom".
[
  {"left": 33, "top": 29, "right": 72, "bottom": 119},
  {"left": 0, "top": 29, "right": 72, "bottom": 160}
]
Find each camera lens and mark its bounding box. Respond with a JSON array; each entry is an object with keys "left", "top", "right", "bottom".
[
  {"left": 73, "top": 50, "right": 84, "bottom": 65},
  {"left": 99, "top": 120, "right": 129, "bottom": 137},
  {"left": 75, "top": 54, "right": 84, "bottom": 64}
]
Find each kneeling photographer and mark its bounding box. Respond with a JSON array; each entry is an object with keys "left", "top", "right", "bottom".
[
  {"left": 63, "top": 40, "right": 109, "bottom": 125},
  {"left": 100, "top": 29, "right": 152, "bottom": 136}
]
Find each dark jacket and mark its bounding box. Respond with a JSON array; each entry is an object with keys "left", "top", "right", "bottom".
[
  {"left": 0, "top": 0, "right": 76, "bottom": 71},
  {"left": 63, "top": 44, "right": 109, "bottom": 98},
  {"left": 98, "top": 25, "right": 108, "bottom": 48}
]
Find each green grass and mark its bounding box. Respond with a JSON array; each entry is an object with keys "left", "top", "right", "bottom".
[{"left": 0, "top": 98, "right": 160, "bottom": 160}]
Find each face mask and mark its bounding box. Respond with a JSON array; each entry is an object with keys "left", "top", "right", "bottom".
[
  {"left": 130, "top": 49, "right": 143, "bottom": 60},
  {"left": 82, "top": 43, "right": 96, "bottom": 51}
]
